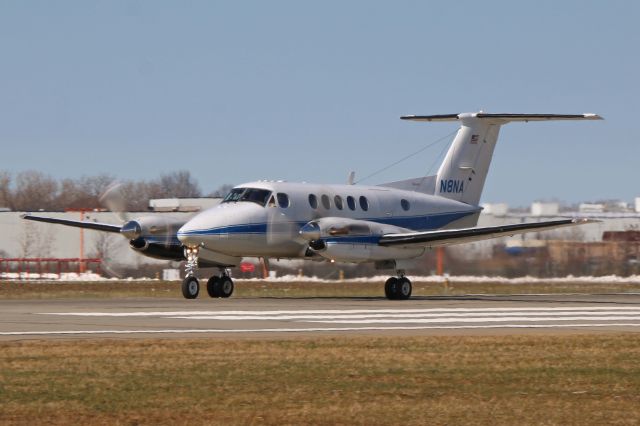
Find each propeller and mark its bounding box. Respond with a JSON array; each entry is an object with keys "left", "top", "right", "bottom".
[
  {"left": 265, "top": 193, "right": 321, "bottom": 247},
  {"left": 266, "top": 207, "right": 301, "bottom": 246},
  {"left": 98, "top": 181, "right": 129, "bottom": 222},
  {"left": 98, "top": 181, "right": 180, "bottom": 248}
]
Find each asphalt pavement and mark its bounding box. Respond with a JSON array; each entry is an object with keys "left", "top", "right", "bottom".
[{"left": 2, "top": 293, "right": 640, "bottom": 340}]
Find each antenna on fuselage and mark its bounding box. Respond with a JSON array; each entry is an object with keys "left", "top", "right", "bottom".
[{"left": 347, "top": 171, "right": 355, "bottom": 185}]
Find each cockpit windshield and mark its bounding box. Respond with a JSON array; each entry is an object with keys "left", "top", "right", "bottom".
[{"left": 222, "top": 188, "right": 272, "bottom": 207}]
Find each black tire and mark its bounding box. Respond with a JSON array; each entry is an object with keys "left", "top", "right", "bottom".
[
  {"left": 385, "top": 277, "right": 399, "bottom": 300},
  {"left": 397, "top": 277, "right": 412, "bottom": 300},
  {"left": 182, "top": 276, "right": 200, "bottom": 299},
  {"left": 206, "top": 276, "right": 222, "bottom": 298},
  {"left": 219, "top": 276, "right": 234, "bottom": 298}
]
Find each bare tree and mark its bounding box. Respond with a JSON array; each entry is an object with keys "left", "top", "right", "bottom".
[
  {"left": 1, "top": 170, "right": 216, "bottom": 212},
  {"left": 56, "top": 174, "right": 115, "bottom": 210},
  {"left": 119, "top": 180, "right": 154, "bottom": 211},
  {"left": 209, "top": 183, "right": 234, "bottom": 198},
  {"left": 90, "top": 232, "right": 117, "bottom": 261},
  {"left": 20, "top": 222, "right": 55, "bottom": 257},
  {"left": 159, "top": 170, "right": 202, "bottom": 198},
  {"left": 13, "top": 171, "right": 59, "bottom": 211},
  {"left": 0, "top": 171, "right": 12, "bottom": 209}
]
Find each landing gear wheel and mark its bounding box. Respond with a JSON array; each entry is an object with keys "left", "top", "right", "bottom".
[
  {"left": 207, "top": 276, "right": 222, "bottom": 298},
  {"left": 384, "top": 277, "right": 412, "bottom": 300},
  {"left": 182, "top": 276, "right": 200, "bottom": 299},
  {"left": 385, "top": 277, "right": 399, "bottom": 300},
  {"left": 219, "top": 276, "right": 234, "bottom": 298},
  {"left": 397, "top": 277, "right": 412, "bottom": 300}
]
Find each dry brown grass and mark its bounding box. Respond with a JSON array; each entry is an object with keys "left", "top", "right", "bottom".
[
  {"left": 1, "top": 279, "right": 640, "bottom": 299},
  {"left": 1, "top": 334, "right": 640, "bottom": 425}
]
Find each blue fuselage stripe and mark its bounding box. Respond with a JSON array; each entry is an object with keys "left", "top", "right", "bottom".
[{"left": 176, "top": 211, "right": 475, "bottom": 241}]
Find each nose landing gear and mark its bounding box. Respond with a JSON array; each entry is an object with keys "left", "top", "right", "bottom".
[
  {"left": 181, "top": 246, "right": 201, "bottom": 299},
  {"left": 181, "top": 246, "right": 235, "bottom": 299},
  {"left": 384, "top": 270, "right": 412, "bottom": 300}
]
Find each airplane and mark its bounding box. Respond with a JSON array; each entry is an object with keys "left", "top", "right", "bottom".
[{"left": 23, "top": 111, "right": 602, "bottom": 300}]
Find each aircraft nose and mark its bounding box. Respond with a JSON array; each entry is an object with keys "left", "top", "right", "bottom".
[{"left": 177, "top": 221, "right": 203, "bottom": 247}]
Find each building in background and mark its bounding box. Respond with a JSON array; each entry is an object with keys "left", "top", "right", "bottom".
[{"left": 1, "top": 197, "right": 639, "bottom": 278}]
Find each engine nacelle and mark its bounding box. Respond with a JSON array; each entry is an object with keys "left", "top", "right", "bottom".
[
  {"left": 121, "top": 216, "right": 186, "bottom": 240},
  {"left": 299, "top": 217, "right": 424, "bottom": 263},
  {"left": 317, "top": 242, "right": 424, "bottom": 263},
  {"left": 129, "top": 237, "right": 185, "bottom": 261}
]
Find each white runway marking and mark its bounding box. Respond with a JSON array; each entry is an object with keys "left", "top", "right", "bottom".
[
  {"left": 14, "top": 306, "right": 639, "bottom": 336},
  {"left": 3, "top": 323, "right": 640, "bottom": 337},
  {"left": 40, "top": 307, "right": 640, "bottom": 317},
  {"left": 169, "top": 311, "right": 640, "bottom": 320},
  {"left": 308, "top": 316, "right": 640, "bottom": 324}
]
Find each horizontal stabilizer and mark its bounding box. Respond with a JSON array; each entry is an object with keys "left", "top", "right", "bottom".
[
  {"left": 22, "top": 214, "right": 122, "bottom": 233},
  {"left": 401, "top": 113, "right": 603, "bottom": 122},
  {"left": 379, "top": 218, "right": 597, "bottom": 248}
]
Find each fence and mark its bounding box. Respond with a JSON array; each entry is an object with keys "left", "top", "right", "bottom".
[{"left": 0, "top": 258, "right": 102, "bottom": 280}]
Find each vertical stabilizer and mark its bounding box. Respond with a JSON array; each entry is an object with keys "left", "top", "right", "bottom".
[{"left": 400, "top": 112, "right": 602, "bottom": 206}]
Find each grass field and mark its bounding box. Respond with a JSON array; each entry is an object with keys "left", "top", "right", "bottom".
[
  {"left": 2, "top": 279, "right": 640, "bottom": 299},
  {"left": 2, "top": 279, "right": 639, "bottom": 424},
  {"left": 1, "top": 334, "right": 640, "bottom": 425}
]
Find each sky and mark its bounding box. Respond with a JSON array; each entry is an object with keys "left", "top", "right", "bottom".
[{"left": 0, "top": 1, "right": 638, "bottom": 206}]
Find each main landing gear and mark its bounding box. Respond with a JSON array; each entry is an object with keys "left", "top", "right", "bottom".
[
  {"left": 384, "top": 271, "right": 412, "bottom": 300},
  {"left": 181, "top": 246, "right": 235, "bottom": 299}
]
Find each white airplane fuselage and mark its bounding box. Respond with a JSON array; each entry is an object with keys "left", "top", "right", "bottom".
[
  {"left": 177, "top": 180, "right": 480, "bottom": 262},
  {"left": 21, "top": 111, "right": 602, "bottom": 299}
]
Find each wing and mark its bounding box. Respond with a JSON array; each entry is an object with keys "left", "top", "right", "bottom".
[
  {"left": 22, "top": 214, "right": 122, "bottom": 233},
  {"left": 378, "top": 219, "right": 596, "bottom": 248}
]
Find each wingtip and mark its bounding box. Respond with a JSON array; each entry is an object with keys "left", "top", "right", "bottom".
[
  {"left": 572, "top": 218, "right": 602, "bottom": 224},
  {"left": 584, "top": 113, "right": 604, "bottom": 120}
]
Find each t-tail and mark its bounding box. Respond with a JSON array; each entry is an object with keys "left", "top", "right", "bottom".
[{"left": 400, "top": 112, "right": 603, "bottom": 206}]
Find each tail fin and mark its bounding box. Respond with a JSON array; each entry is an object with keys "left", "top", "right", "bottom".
[{"left": 400, "top": 112, "right": 602, "bottom": 206}]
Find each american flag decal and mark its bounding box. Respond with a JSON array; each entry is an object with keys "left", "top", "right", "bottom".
[{"left": 470, "top": 134, "right": 479, "bottom": 144}]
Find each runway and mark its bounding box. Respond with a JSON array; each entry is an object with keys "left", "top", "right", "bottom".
[{"left": 2, "top": 293, "right": 640, "bottom": 340}]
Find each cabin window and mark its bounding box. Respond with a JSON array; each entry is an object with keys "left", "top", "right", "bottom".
[
  {"left": 359, "top": 196, "right": 369, "bottom": 211},
  {"left": 334, "top": 195, "right": 344, "bottom": 210},
  {"left": 346, "top": 196, "right": 356, "bottom": 211},
  {"left": 308, "top": 194, "right": 318, "bottom": 209},
  {"left": 401, "top": 199, "right": 410, "bottom": 211},
  {"left": 321, "top": 194, "right": 331, "bottom": 209},
  {"left": 277, "top": 193, "right": 290, "bottom": 208}
]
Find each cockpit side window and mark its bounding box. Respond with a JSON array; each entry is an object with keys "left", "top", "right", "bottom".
[
  {"left": 241, "top": 189, "right": 272, "bottom": 206},
  {"left": 277, "top": 193, "right": 290, "bottom": 208}
]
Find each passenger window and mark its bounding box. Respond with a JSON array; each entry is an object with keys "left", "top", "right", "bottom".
[
  {"left": 334, "top": 195, "right": 343, "bottom": 210},
  {"left": 308, "top": 194, "right": 318, "bottom": 209},
  {"left": 347, "top": 196, "right": 356, "bottom": 211},
  {"left": 321, "top": 194, "right": 331, "bottom": 209},
  {"left": 401, "top": 199, "right": 410, "bottom": 211},
  {"left": 277, "top": 193, "right": 290, "bottom": 208},
  {"left": 359, "top": 196, "right": 369, "bottom": 211}
]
